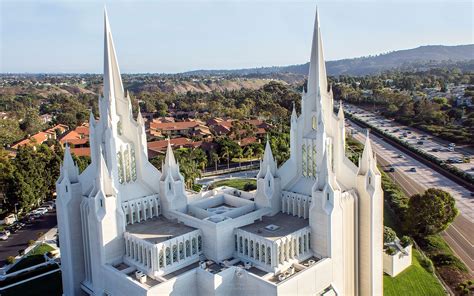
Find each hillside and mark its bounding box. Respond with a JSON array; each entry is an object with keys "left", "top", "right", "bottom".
[{"left": 184, "top": 44, "right": 474, "bottom": 77}]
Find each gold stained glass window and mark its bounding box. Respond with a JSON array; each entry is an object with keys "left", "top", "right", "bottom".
[
  {"left": 312, "top": 115, "right": 317, "bottom": 130},
  {"left": 117, "top": 152, "right": 124, "bottom": 184},
  {"left": 124, "top": 148, "right": 131, "bottom": 183}
]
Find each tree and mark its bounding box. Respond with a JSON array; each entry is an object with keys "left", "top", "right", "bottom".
[
  {"left": 405, "top": 188, "right": 458, "bottom": 237},
  {"left": 209, "top": 150, "right": 219, "bottom": 171},
  {"left": 222, "top": 146, "right": 231, "bottom": 169}
]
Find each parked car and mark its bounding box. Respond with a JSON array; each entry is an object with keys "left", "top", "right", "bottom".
[
  {"left": 431, "top": 148, "right": 439, "bottom": 152},
  {"left": 3, "top": 229, "right": 11, "bottom": 236},
  {"left": 41, "top": 204, "right": 53, "bottom": 211},
  {"left": 449, "top": 143, "right": 456, "bottom": 147},
  {"left": 410, "top": 167, "right": 417, "bottom": 172},
  {"left": 417, "top": 141, "right": 424, "bottom": 145},
  {"left": 388, "top": 167, "right": 395, "bottom": 173},
  {"left": 0, "top": 232, "right": 8, "bottom": 241},
  {"left": 398, "top": 154, "right": 403, "bottom": 158},
  {"left": 34, "top": 208, "right": 48, "bottom": 215},
  {"left": 448, "top": 147, "right": 455, "bottom": 152}
]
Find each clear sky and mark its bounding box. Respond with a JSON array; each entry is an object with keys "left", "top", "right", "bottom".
[{"left": 0, "top": 0, "right": 472, "bottom": 73}]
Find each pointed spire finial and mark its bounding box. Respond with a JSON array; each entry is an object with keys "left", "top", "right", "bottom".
[
  {"left": 103, "top": 8, "right": 124, "bottom": 104},
  {"left": 359, "top": 129, "right": 375, "bottom": 175},
  {"left": 338, "top": 100, "right": 344, "bottom": 120},
  {"left": 62, "top": 144, "right": 79, "bottom": 183}
]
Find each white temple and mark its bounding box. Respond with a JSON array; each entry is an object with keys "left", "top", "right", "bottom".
[{"left": 56, "top": 8, "right": 383, "bottom": 296}]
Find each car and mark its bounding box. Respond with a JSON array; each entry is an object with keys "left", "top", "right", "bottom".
[
  {"left": 3, "top": 229, "right": 11, "bottom": 236},
  {"left": 417, "top": 141, "right": 424, "bottom": 145},
  {"left": 0, "top": 232, "right": 8, "bottom": 241},
  {"left": 431, "top": 148, "right": 439, "bottom": 152},
  {"left": 448, "top": 147, "right": 454, "bottom": 152},
  {"left": 449, "top": 143, "right": 456, "bottom": 147},
  {"left": 398, "top": 154, "right": 403, "bottom": 158},
  {"left": 388, "top": 167, "right": 395, "bottom": 172},
  {"left": 34, "top": 208, "right": 48, "bottom": 215},
  {"left": 409, "top": 167, "right": 417, "bottom": 172},
  {"left": 41, "top": 204, "right": 53, "bottom": 211}
]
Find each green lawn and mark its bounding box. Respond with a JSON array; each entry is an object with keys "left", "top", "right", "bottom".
[
  {"left": 208, "top": 178, "right": 257, "bottom": 191},
  {"left": 7, "top": 244, "right": 55, "bottom": 273},
  {"left": 384, "top": 250, "right": 445, "bottom": 296}
]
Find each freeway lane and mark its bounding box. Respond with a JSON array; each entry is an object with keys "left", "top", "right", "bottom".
[{"left": 349, "top": 121, "right": 474, "bottom": 275}]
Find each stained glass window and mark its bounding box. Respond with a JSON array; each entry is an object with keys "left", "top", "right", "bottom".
[
  {"left": 198, "top": 236, "right": 202, "bottom": 252},
  {"left": 186, "top": 240, "right": 191, "bottom": 257},
  {"left": 172, "top": 245, "right": 178, "bottom": 262},
  {"left": 117, "top": 152, "right": 124, "bottom": 184},
  {"left": 312, "top": 115, "right": 317, "bottom": 130},
  {"left": 166, "top": 247, "right": 171, "bottom": 265},
  {"left": 192, "top": 238, "right": 197, "bottom": 254},
  {"left": 159, "top": 250, "right": 164, "bottom": 267},
  {"left": 179, "top": 242, "right": 184, "bottom": 260},
  {"left": 131, "top": 146, "right": 137, "bottom": 181},
  {"left": 117, "top": 120, "right": 123, "bottom": 135},
  {"left": 124, "top": 148, "right": 131, "bottom": 183}
]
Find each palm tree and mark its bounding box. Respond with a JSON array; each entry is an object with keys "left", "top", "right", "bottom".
[
  {"left": 236, "top": 147, "right": 243, "bottom": 167},
  {"left": 222, "top": 146, "right": 231, "bottom": 169},
  {"left": 210, "top": 151, "right": 219, "bottom": 171},
  {"left": 244, "top": 146, "right": 253, "bottom": 160}
]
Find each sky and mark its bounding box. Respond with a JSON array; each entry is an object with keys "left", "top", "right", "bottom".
[{"left": 0, "top": 0, "right": 473, "bottom": 73}]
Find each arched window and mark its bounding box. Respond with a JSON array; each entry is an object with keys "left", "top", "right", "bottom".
[
  {"left": 186, "top": 240, "right": 191, "bottom": 257},
  {"left": 250, "top": 240, "right": 254, "bottom": 258},
  {"left": 192, "top": 238, "right": 197, "bottom": 254},
  {"left": 261, "top": 245, "right": 265, "bottom": 263},
  {"left": 312, "top": 115, "right": 317, "bottom": 130},
  {"left": 234, "top": 235, "right": 238, "bottom": 252},
  {"left": 239, "top": 237, "right": 243, "bottom": 253},
  {"left": 198, "top": 236, "right": 202, "bottom": 252},
  {"left": 179, "top": 242, "right": 184, "bottom": 260},
  {"left": 299, "top": 236, "right": 303, "bottom": 254},
  {"left": 165, "top": 247, "right": 171, "bottom": 265},
  {"left": 172, "top": 245, "right": 178, "bottom": 262},
  {"left": 117, "top": 151, "right": 124, "bottom": 184},
  {"left": 159, "top": 249, "right": 164, "bottom": 267},
  {"left": 244, "top": 238, "right": 248, "bottom": 256},
  {"left": 255, "top": 243, "right": 260, "bottom": 260},
  {"left": 267, "top": 247, "right": 271, "bottom": 264}
]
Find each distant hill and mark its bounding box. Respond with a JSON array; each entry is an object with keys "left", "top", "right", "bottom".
[{"left": 184, "top": 44, "right": 474, "bottom": 77}]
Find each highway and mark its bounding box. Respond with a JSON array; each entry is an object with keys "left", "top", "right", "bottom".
[{"left": 349, "top": 120, "right": 474, "bottom": 275}]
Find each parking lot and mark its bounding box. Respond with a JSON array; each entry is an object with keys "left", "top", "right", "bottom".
[
  {"left": 0, "top": 211, "right": 57, "bottom": 267},
  {"left": 345, "top": 104, "right": 474, "bottom": 176}
]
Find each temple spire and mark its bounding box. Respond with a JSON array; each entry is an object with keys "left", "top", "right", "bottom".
[
  {"left": 338, "top": 100, "right": 344, "bottom": 121},
  {"left": 307, "top": 7, "right": 327, "bottom": 97},
  {"left": 258, "top": 137, "right": 277, "bottom": 178},
  {"left": 103, "top": 7, "right": 124, "bottom": 104},
  {"left": 161, "top": 139, "right": 181, "bottom": 181},
  {"left": 358, "top": 129, "right": 376, "bottom": 175},
  {"left": 61, "top": 145, "right": 79, "bottom": 183}
]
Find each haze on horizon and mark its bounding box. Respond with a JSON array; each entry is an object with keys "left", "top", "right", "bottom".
[{"left": 0, "top": 0, "right": 473, "bottom": 74}]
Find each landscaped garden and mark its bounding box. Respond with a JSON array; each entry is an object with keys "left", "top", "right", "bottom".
[{"left": 208, "top": 178, "right": 257, "bottom": 191}]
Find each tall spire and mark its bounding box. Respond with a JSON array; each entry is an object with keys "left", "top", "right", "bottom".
[
  {"left": 257, "top": 137, "right": 277, "bottom": 178},
  {"left": 161, "top": 140, "right": 181, "bottom": 181},
  {"left": 291, "top": 102, "right": 297, "bottom": 124},
  {"left": 338, "top": 100, "right": 344, "bottom": 121},
  {"left": 307, "top": 7, "right": 328, "bottom": 97},
  {"left": 358, "top": 129, "right": 376, "bottom": 175},
  {"left": 61, "top": 145, "right": 79, "bottom": 183},
  {"left": 103, "top": 7, "right": 124, "bottom": 104}
]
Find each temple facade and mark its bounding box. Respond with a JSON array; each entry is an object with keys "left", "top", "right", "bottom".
[{"left": 56, "top": 8, "right": 383, "bottom": 296}]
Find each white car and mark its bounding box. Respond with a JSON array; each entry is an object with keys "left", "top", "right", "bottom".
[
  {"left": 33, "top": 208, "right": 48, "bottom": 215},
  {"left": 0, "top": 231, "right": 9, "bottom": 240}
]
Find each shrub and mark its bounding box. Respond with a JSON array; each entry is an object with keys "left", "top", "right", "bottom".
[
  {"left": 6, "top": 256, "right": 15, "bottom": 265},
  {"left": 431, "top": 254, "right": 467, "bottom": 271},
  {"left": 419, "top": 257, "right": 434, "bottom": 273},
  {"left": 243, "top": 182, "right": 257, "bottom": 191},
  {"left": 384, "top": 226, "right": 397, "bottom": 244},
  {"left": 28, "top": 239, "right": 35, "bottom": 246},
  {"left": 385, "top": 246, "right": 397, "bottom": 256},
  {"left": 400, "top": 236, "right": 412, "bottom": 248}
]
